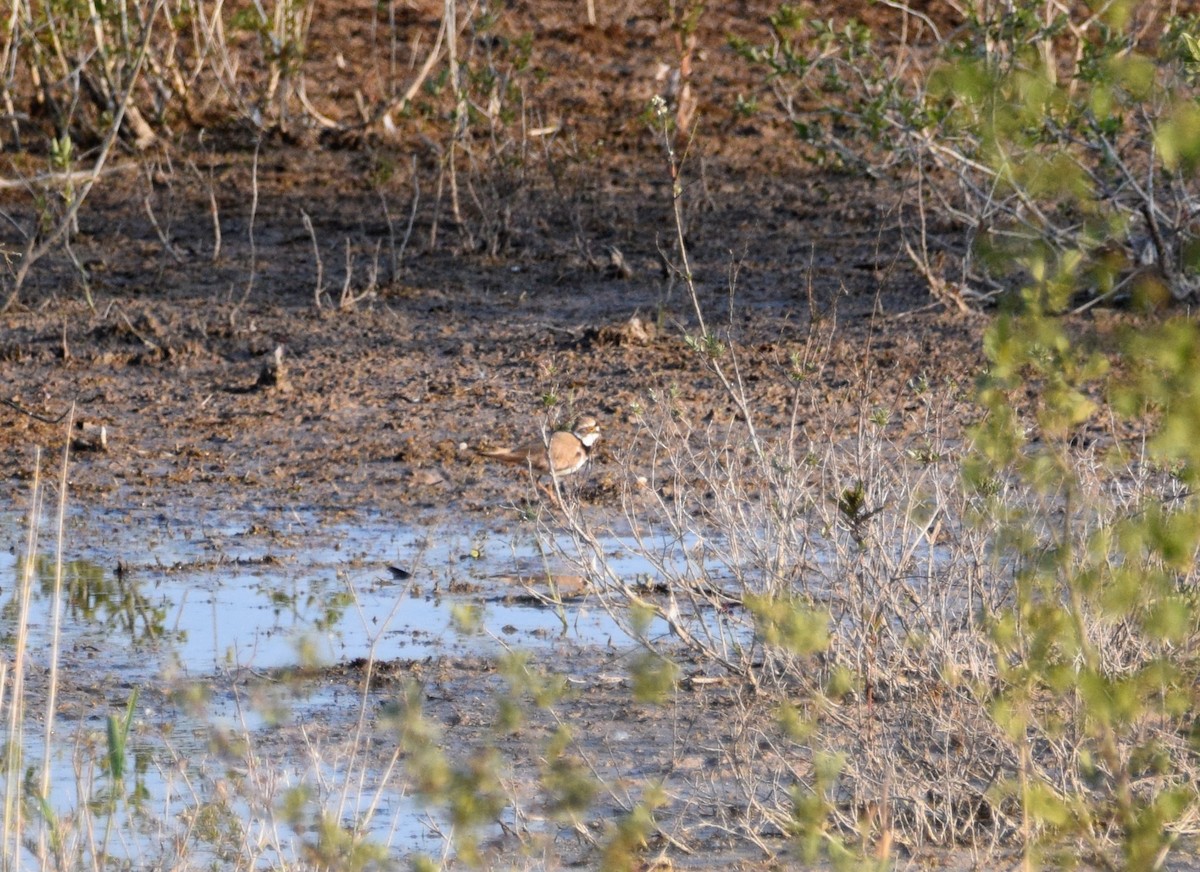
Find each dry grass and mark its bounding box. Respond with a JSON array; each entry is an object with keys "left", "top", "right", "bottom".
[{"left": 4, "top": 1, "right": 1200, "bottom": 868}]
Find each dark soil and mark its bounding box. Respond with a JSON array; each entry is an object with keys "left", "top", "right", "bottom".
[
  {"left": 0, "top": 2, "right": 988, "bottom": 523},
  {"left": 0, "top": 1, "right": 1021, "bottom": 868},
  {"left": 0, "top": 150, "right": 985, "bottom": 518}
]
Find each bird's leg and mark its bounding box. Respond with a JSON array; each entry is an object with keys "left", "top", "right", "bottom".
[{"left": 540, "top": 477, "right": 564, "bottom": 509}]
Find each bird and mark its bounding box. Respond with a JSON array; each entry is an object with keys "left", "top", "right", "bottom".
[{"left": 476, "top": 415, "right": 601, "bottom": 482}]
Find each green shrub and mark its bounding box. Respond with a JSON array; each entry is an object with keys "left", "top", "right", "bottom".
[{"left": 737, "top": 2, "right": 1200, "bottom": 307}]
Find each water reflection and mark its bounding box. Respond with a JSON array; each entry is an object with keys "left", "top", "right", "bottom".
[
  {"left": 0, "top": 507, "right": 703, "bottom": 869},
  {"left": 22, "top": 554, "right": 181, "bottom": 648},
  {"left": 1, "top": 511, "right": 719, "bottom": 678}
]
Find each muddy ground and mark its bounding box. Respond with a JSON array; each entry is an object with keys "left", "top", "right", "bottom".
[
  {"left": 0, "top": 0, "right": 986, "bottom": 526},
  {"left": 0, "top": 160, "right": 987, "bottom": 523},
  {"left": 0, "top": 0, "right": 1076, "bottom": 868}
]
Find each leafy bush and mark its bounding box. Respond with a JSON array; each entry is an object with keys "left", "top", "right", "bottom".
[{"left": 736, "top": 1, "right": 1200, "bottom": 308}]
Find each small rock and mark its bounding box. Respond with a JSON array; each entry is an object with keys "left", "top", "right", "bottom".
[
  {"left": 410, "top": 469, "right": 446, "bottom": 487},
  {"left": 606, "top": 246, "right": 633, "bottom": 279},
  {"left": 255, "top": 346, "right": 291, "bottom": 393},
  {"left": 72, "top": 420, "right": 107, "bottom": 452}
]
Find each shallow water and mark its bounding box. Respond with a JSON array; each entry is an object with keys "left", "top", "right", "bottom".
[
  {"left": 0, "top": 503, "right": 715, "bottom": 865},
  {"left": 4, "top": 506, "right": 680, "bottom": 672},
  {"left": 0, "top": 486, "right": 983, "bottom": 869}
]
